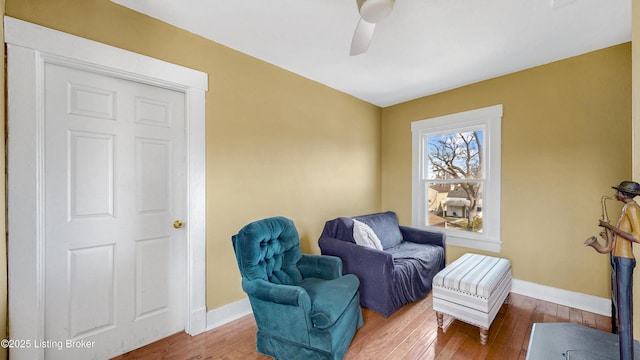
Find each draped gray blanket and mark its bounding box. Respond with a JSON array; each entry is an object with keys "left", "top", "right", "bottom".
[
  {"left": 388, "top": 242, "right": 446, "bottom": 309},
  {"left": 318, "top": 211, "right": 446, "bottom": 317}
]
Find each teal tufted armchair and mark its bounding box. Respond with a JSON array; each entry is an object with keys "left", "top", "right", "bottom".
[{"left": 232, "top": 216, "right": 364, "bottom": 360}]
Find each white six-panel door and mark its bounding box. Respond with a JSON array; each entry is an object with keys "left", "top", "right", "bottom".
[
  {"left": 5, "top": 16, "right": 208, "bottom": 360},
  {"left": 43, "top": 63, "right": 186, "bottom": 359}
]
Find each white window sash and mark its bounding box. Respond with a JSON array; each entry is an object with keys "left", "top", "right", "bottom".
[{"left": 411, "top": 105, "right": 502, "bottom": 252}]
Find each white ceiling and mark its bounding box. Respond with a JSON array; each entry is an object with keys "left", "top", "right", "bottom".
[{"left": 111, "top": 0, "right": 631, "bottom": 107}]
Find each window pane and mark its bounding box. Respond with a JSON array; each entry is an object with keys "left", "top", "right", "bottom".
[
  {"left": 412, "top": 104, "right": 501, "bottom": 252},
  {"left": 426, "top": 181, "right": 483, "bottom": 233},
  {"left": 426, "top": 130, "right": 483, "bottom": 180}
]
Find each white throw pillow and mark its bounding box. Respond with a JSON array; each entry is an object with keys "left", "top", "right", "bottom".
[{"left": 352, "top": 219, "right": 383, "bottom": 250}]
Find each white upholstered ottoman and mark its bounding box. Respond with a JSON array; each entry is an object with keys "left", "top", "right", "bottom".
[{"left": 432, "top": 253, "right": 512, "bottom": 345}]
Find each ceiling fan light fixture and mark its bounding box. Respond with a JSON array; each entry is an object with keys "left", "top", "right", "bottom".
[{"left": 358, "top": 0, "right": 395, "bottom": 23}]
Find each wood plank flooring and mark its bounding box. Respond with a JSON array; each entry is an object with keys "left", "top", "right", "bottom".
[{"left": 112, "top": 293, "right": 612, "bottom": 360}]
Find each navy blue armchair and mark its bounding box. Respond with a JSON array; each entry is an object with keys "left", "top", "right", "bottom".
[
  {"left": 232, "top": 216, "right": 363, "bottom": 360},
  {"left": 319, "top": 211, "right": 446, "bottom": 317}
]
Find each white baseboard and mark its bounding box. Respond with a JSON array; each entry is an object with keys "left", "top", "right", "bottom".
[
  {"left": 203, "top": 279, "right": 611, "bottom": 331},
  {"left": 511, "top": 279, "right": 611, "bottom": 316},
  {"left": 206, "top": 297, "right": 253, "bottom": 330}
]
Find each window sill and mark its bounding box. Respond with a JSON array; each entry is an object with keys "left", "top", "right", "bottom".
[{"left": 445, "top": 235, "right": 501, "bottom": 253}]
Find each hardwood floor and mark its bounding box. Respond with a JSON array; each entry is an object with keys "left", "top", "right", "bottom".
[{"left": 112, "top": 293, "right": 612, "bottom": 360}]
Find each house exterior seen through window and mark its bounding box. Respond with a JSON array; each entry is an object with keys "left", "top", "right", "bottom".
[{"left": 412, "top": 105, "right": 502, "bottom": 252}]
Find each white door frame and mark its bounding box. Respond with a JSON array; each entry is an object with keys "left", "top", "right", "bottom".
[{"left": 5, "top": 16, "right": 208, "bottom": 359}]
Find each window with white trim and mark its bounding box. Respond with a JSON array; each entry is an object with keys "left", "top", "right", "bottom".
[{"left": 411, "top": 105, "right": 502, "bottom": 252}]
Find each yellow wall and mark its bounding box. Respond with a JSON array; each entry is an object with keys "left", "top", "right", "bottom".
[
  {"left": 4, "top": 0, "right": 636, "bottom": 347},
  {"left": 381, "top": 43, "right": 632, "bottom": 299},
  {"left": 5, "top": 0, "right": 382, "bottom": 309}
]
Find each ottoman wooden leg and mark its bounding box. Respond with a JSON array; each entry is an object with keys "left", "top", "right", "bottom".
[
  {"left": 480, "top": 328, "right": 489, "bottom": 345},
  {"left": 436, "top": 312, "right": 443, "bottom": 328}
]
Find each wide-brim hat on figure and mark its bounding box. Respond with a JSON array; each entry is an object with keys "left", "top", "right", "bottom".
[{"left": 612, "top": 181, "right": 640, "bottom": 196}]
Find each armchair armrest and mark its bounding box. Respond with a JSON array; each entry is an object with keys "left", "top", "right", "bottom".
[
  {"left": 298, "top": 254, "right": 342, "bottom": 280},
  {"left": 242, "top": 278, "right": 311, "bottom": 310},
  {"left": 400, "top": 226, "right": 446, "bottom": 248}
]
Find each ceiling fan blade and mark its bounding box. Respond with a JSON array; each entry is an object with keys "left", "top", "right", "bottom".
[{"left": 350, "top": 18, "right": 376, "bottom": 56}]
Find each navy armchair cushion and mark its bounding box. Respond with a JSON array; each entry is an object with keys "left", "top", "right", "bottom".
[
  {"left": 354, "top": 211, "right": 404, "bottom": 249},
  {"left": 319, "top": 211, "right": 446, "bottom": 317},
  {"left": 232, "top": 216, "right": 363, "bottom": 359}
]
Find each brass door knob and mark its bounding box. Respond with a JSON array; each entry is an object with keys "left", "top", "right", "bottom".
[{"left": 173, "top": 220, "right": 184, "bottom": 229}]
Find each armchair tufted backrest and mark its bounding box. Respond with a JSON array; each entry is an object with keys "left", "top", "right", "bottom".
[{"left": 232, "top": 216, "right": 303, "bottom": 285}]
